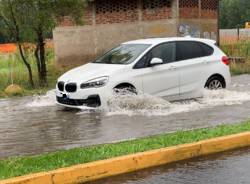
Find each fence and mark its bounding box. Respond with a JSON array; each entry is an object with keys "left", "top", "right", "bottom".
[{"left": 220, "top": 28, "right": 250, "bottom": 44}]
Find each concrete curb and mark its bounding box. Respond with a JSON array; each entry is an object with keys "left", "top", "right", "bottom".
[{"left": 1, "top": 132, "right": 250, "bottom": 184}]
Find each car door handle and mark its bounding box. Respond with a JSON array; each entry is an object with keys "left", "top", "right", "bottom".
[
  {"left": 203, "top": 60, "right": 210, "bottom": 64},
  {"left": 169, "top": 65, "right": 177, "bottom": 70}
]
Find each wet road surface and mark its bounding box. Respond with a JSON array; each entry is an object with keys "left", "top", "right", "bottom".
[
  {"left": 92, "top": 147, "right": 250, "bottom": 184},
  {"left": 0, "top": 75, "right": 250, "bottom": 158}
]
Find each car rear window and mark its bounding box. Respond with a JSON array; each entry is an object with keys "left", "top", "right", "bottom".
[
  {"left": 199, "top": 42, "right": 214, "bottom": 56},
  {"left": 176, "top": 41, "right": 214, "bottom": 61}
]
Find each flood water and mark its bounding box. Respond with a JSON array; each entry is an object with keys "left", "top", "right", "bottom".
[
  {"left": 0, "top": 75, "right": 250, "bottom": 158},
  {"left": 91, "top": 147, "right": 250, "bottom": 184}
]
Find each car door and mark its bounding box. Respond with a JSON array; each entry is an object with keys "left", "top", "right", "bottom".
[
  {"left": 176, "top": 41, "right": 212, "bottom": 98},
  {"left": 133, "top": 42, "right": 180, "bottom": 98}
]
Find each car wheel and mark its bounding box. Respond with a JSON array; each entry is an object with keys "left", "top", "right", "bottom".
[
  {"left": 114, "top": 86, "right": 137, "bottom": 95},
  {"left": 205, "top": 77, "right": 225, "bottom": 90}
]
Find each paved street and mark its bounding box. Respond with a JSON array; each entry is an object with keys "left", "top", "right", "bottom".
[{"left": 0, "top": 75, "right": 250, "bottom": 158}]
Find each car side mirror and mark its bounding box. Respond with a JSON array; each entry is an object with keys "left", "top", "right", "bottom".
[{"left": 150, "top": 58, "right": 163, "bottom": 66}]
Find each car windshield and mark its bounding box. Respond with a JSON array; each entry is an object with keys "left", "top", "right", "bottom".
[{"left": 93, "top": 44, "right": 151, "bottom": 65}]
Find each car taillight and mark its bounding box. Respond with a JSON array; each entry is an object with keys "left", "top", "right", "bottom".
[{"left": 222, "top": 56, "right": 230, "bottom": 65}]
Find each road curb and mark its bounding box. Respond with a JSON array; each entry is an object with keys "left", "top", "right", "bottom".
[{"left": 1, "top": 132, "right": 250, "bottom": 184}]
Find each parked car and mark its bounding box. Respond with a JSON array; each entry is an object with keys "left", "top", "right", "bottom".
[{"left": 56, "top": 37, "right": 231, "bottom": 108}]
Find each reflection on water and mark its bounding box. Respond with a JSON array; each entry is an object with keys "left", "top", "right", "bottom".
[{"left": 0, "top": 75, "right": 250, "bottom": 158}]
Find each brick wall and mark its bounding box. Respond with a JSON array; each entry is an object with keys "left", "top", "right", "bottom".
[
  {"left": 83, "top": 4, "right": 93, "bottom": 25},
  {"left": 58, "top": 0, "right": 219, "bottom": 27},
  {"left": 179, "top": 0, "right": 218, "bottom": 19},
  {"left": 179, "top": 0, "right": 199, "bottom": 19},
  {"left": 95, "top": 0, "right": 138, "bottom": 24},
  {"left": 142, "top": 0, "right": 172, "bottom": 21},
  {"left": 201, "top": 0, "right": 218, "bottom": 19},
  {"left": 94, "top": 0, "right": 173, "bottom": 24}
]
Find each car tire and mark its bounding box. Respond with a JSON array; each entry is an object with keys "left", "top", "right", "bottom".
[
  {"left": 114, "top": 85, "right": 137, "bottom": 95},
  {"left": 205, "top": 76, "right": 225, "bottom": 90}
]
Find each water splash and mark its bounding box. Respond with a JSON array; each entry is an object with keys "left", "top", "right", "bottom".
[
  {"left": 25, "top": 90, "right": 56, "bottom": 107},
  {"left": 25, "top": 87, "right": 250, "bottom": 117},
  {"left": 105, "top": 89, "right": 250, "bottom": 116}
]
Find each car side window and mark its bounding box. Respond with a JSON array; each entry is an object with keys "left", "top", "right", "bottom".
[
  {"left": 150, "top": 42, "right": 176, "bottom": 64},
  {"left": 176, "top": 41, "right": 214, "bottom": 61},
  {"left": 133, "top": 52, "right": 151, "bottom": 69},
  {"left": 199, "top": 42, "right": 214, "bottom": 56},
  {"left": 134, "top": 42, "right": 176, "bottom": 69}
]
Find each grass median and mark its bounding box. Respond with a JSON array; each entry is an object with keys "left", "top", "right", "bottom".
[{"left": 1, "top": 121, "right": 250, "bottom": 180}]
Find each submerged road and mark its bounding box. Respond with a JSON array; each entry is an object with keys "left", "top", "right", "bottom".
[
  {"left": 92, "top": 147, "right": 250, "bottom": 184},
  {"left": 0, "top": 75, "right": 250, "bottom": 158}
]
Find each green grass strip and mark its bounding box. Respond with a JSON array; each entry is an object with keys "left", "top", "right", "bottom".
[{"left": 1, "top": 121, "right": 250, "bottom": 180}]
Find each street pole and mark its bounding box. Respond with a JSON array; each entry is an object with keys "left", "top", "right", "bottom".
[{"left": 217, "top": 0, "right": 220, "bottom": 46}]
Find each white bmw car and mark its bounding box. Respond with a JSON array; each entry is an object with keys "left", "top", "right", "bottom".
[{"left": 56, "top": 37, "right": 231, "bottom": 108}]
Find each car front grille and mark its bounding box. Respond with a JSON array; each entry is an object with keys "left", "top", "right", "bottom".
[
  {"left": 57, "top": 81, "right": 64, "bottom": 91},
  {"left": 57, "top": 96, "right": 85, "bottom": 106},
  {"left": 57, "top": 95, "right": 101, "bottom": 107},
  {"left": 65, "top": 83, "right": 77, "bottom": 92}
]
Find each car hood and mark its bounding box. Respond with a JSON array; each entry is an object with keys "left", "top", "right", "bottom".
[{"left": 58, "top": 63, "right": 127, "bottom": 83}]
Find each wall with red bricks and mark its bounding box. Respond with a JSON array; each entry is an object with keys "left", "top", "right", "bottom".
[
  {"left": 179, "top": 0, "right": 199, "bottom": 19},
  {"left": 95, "top": 0, "right": 138, "bottom": 24},
  {"left": 201, "top": 10, "right": 217, "bottom": 19},
  {"left": 92, "top": 0, "right": 173, "bottom": 24},
  {"left": 142, "top": 0, "right": 172, "bottom": 21},
  {"left": 201, "top": 0, "right": 218, "bottom": 19},
  {"left": 83, "top": 5, "right": 93, "bottom": 25},
  {"left": 180, "top": 7, "right": 199, "bottom": 19},
  {"left": 59, "top": 0, "right": 218, "bottom": 26}
]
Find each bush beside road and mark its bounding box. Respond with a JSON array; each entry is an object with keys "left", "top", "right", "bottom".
[
  {"left": 221, "top": 41, "right": 250, "bottom": 75},
  {"left": 0, "top": 49, "right": 64, "bottom": 98}
]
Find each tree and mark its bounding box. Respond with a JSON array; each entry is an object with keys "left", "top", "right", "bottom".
[
  {"left": 0, "top": 18, "right": 10, "bottom": 43},
  {"left": 0, "top": 0, "right": 85, "bottom": 86},
  {"left": 0, "top": 0, "right": 35, "bottom": 87},
  {"left": 20, "top": 0, "right": 85, "bottom": 85},
  {"left": 220, "top": 0, "right": 250, "bottom": 29}
]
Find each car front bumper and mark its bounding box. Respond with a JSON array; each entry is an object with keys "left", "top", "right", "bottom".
[
  {"left": 55, "top": 85, "right": 112, "bottom": 109},
  {"left": 56, "top": 95, "right": 101, "bottom": 108}
]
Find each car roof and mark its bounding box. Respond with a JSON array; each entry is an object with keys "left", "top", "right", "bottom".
[{"left": 123, "top": 37, "right": 216, "bottom": 46}]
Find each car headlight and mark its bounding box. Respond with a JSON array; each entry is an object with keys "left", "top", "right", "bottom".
[{"left": 80, "top": 76, "right": 109, "bottom": 89}]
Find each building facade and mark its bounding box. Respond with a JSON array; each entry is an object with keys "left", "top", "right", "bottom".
[{"left": 53, "top": 0, "right": 219, "bottom": 68}]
